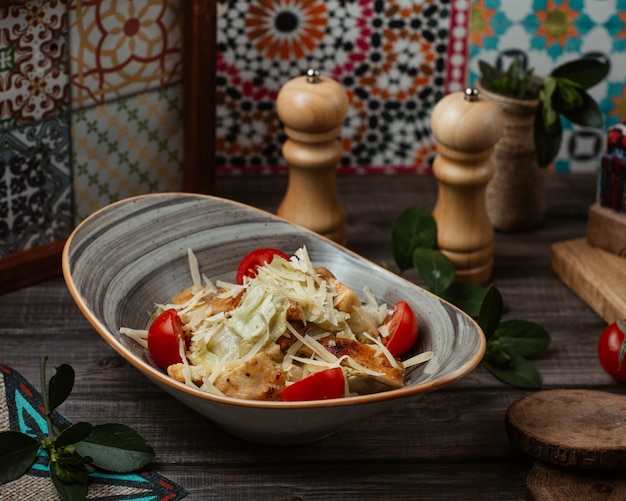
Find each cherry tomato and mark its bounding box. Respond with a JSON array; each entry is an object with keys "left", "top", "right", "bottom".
[
  {"left": 236, "top": 248, "right": 289, "bottom": 284},
  {"left": 598, "top": 319, "right": 626, "bottom": 383},
  {"left": 148, "top": 309, "right": 186, "bottom": 370},
  {"left": 280, "top": 367, "right": 345, "bottom": 402},
  {"left": 382, "top": 300, "right": 419, "bottom": 357}
]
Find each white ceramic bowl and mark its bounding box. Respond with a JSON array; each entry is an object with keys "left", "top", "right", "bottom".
[{"left": 63, "top": 193, "right": 485, "bottom": 444}]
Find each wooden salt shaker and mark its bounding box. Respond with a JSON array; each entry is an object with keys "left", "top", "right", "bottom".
[
  {"left": 431, "top": 88, "right": 504, "bottom": 284},
  {"left": 276, "top": 69, "right": 348, "bottom": 245}
]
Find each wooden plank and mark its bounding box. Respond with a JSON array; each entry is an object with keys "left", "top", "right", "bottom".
[
  {"left": 0, "top": 240, "right": 65, "bottom": 295},
  {"left": 550, "top": 238, "right": 626, "bottom": 324},
  {"left": 587, "top": 203, "right": 626, "bottom": 257}
]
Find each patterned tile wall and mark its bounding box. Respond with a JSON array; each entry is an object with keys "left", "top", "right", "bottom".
[
  {"left": 215, "top": 0, "right": 470, "bottom": 174},
  {"left": 1, "top": 0, "right": 625, "bottom": 258},
  {"left": 1, "top": 1, "right": 73, "bottom": 257},
  {"left": 468, "top": 0, "right": 626, "bottom": 173},
  {"left": 0, "top": 0, "right": 184, "bottom": 258}
]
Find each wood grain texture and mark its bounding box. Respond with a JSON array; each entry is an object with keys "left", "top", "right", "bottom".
[
  {"left": 550, "top": 238, "right": 626, "bottom": 324},
  {"left": 587, "top": 203, "right": 626, "bottom": 257},
  {"left": 0, "top": 240, "right": 65, "bottom": 295},
  {"left": 526, "top": 461, "right": 626, "bottom": 501},
  {"left": 1, "top": 173, "right": 617, "bottom": 500},
  {"left": 506, "top": 389, "right": 626, "bottom": 470},
  {"left": 182, "top": 0, "right": 217, "bottom": 195}
]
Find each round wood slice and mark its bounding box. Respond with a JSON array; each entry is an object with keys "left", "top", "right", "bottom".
[
  {"left": 506, "top": 389, "right": 626, "bottom": 470},
  {"left": 527, "top": 460, "right": 626, "bottom": 501}
]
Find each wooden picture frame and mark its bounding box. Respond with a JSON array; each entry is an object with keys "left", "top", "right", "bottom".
[{"left": 0, "top": 0, "right": 216, "bottom": 294}]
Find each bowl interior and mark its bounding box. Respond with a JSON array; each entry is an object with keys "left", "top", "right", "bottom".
[{"left": 63, "top": 193, "right": 485, "bottom": 410}]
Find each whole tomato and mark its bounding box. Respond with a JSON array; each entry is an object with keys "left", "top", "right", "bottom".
[{"left": 597, "top": 319, "right": 626, "bottom": 383}]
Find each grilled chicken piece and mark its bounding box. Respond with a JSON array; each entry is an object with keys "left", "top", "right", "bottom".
[
  {"left": 315, "top": 267, "right": 379, "bottom": 339},
  {"left": 214, "top": 352, "right": 285, "bottom": 401},
  {"left": 318, "top": 337, "right": 405, "bottom": 392},
  {"left": 167, "top": 362, "right": 210, "bottom": 384},
  {"left": 171, "top": 286, "right": 244, "bottom": 316},
  {"left": 276, "top": 319, "right": 308, "bottom": 352},
  {"left": 171, "top": 285, "right": 206, "bottom": 304},
  {"left": 168, "top": 352, "right": 286, "bottom": 400},
  {"left": 205, "top": 288, "right": 244, "bottom": 315}
]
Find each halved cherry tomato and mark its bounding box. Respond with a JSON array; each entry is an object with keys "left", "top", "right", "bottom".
[
  {"left": 236, "top": 248, "right": 289, "bottom": 284},
  {"left": 148, "top": 309, "right": 186, "bottom": 370},
  {"left": 382, "top": 300, "right": 419, "bottom": 357},
  {"left": 598, "top": 319, "right": 626, "bottom": 383},
  {"left": 280, "top": 367, "right": 345, "bottom": 402}
]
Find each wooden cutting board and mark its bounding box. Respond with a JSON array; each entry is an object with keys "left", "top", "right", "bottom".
[
  {"left": 550, "top": 238, "right": 626, "bottom": 325},
  {"left": 506, "top": 389, "right": 626, "bottom": 470}
]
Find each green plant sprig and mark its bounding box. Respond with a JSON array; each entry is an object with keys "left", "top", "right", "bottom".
[
  {"left": 391, "top": 205, "right": 551, "bottom": 389},
  {"left": 0, "top": 357, "right": 155, "bottom": 501},
  {"left": 479, "top": 56, "right": 609, "bottom": 168}
]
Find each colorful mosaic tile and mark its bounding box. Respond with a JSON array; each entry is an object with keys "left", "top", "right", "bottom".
[
  {"left": 0, "top": 116, "right": 72, "bottom": 257},
  {"left": 216, "top": 0, "right": 469, "bottom": 174},
  {"left": 468, "top": 0, "right": 626, "bottom": 173},
  {"left": 68, "top": 0, "right": 183, "bottom": 109},
  {"left": 71, "top": 83, "right": 184, "bottom": 221},
  {"left": 0, "top": 0, "right": 69, "bottom": 129}
]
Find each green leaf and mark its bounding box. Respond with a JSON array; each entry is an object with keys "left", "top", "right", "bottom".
[
  {"left": 554, "top": 79, "right": 583, "bottom": 110},
  {"left": 49, "top": 364, "right": 75, "bottom": 413},
  {"left": 534, "top": 102, "right": 562, "bottom": 167},
  {"left": 558, "top": 87, "right": 604, "bottom": 128},
  {"left": 478, "top": 60, "right": 501, "bottom": 86},
  {"left": 391, "top": 205, "right": 437, "bottom": 272},
  {"left": 74, "top": 423, "right": 155, "bottom": 473},
  {"left": 478, "top": 285, "right": 503, "bottom": 340},
  {"left": 550, "top": 58, "right": 609, "bottom": 89},
  {"left": 0, "top": 431, "right": 40, "bottom": 484},
  {"left": 50, "top": 463, "right": 89, "bottom": 501},
  {"left": 484, "top": 338, "right": 513, "bottom": 366},
  {"left": 484, "top": 354, "right": 542, "bottom": 389},
  {"left": 412, "top": 248, "right": 455, "bottom": 296},
  {"left": 440, "top": 281, "right": 487, "bottom": 318},
  {"left": 56, "top": 422, "right": 93, "bottom": 448},
  {"left": 494, "top": 319, "right": 551, "bottom": 357}
]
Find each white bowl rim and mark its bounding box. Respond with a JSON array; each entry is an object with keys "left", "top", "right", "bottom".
[{"left": 63, "top": 192, "right": 486, "bottom": 410}]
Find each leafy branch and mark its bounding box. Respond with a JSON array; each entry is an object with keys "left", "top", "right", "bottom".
[
  {"left": 391, "top": 205, "right": 551, "bottom": 389},
  {"left": 0, "top": 357, "right": 155, "bottom": 501}
]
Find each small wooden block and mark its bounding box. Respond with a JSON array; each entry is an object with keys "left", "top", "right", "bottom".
[
  {"left": 506, "top": 389, "right": 626, "bottom": 470},
  {"left": 587, "top": 203, "right": 626, "bottom": 257},
  {"left": 550, "top": 238, "right": 626, "bottom": 324},
  {"left": 526, "top": 460, "right": 626, "bottom": 501},
  {"left": 0, "top": 239, "right": 65, "bottom": 295}
]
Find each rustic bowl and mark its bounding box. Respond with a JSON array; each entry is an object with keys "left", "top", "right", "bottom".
[{"left": 63, "top": 193, "right": 485, "bottom": 444}]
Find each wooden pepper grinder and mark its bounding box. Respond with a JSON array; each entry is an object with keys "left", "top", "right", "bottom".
[
  {"left": 276, "top": 69, "right": 348, "bottom": 245},
  {"left": 431, "top": 87, "right": 504, "bottom": 284}
]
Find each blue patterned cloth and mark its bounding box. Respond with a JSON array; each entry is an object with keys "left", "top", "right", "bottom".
[{"left": 0, "top": 364, "right": 188, "bottom": 501}]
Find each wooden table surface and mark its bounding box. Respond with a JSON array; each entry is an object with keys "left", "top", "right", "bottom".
[{"left": 1, "top": 172, "right": 621, "bottom": 500}]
